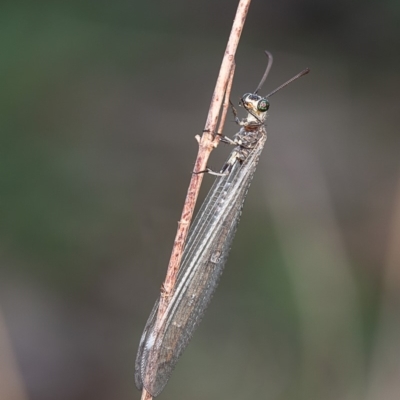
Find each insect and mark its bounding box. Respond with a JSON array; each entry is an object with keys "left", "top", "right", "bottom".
[{"left": 135, "top": 51, "right": 309, "bottom": 397}]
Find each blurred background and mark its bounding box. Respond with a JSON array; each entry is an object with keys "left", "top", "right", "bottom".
[{"left": 1, "top": 1, "right": 400, "bottom": 399}]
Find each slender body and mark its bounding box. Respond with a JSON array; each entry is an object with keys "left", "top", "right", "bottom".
[
  {"left": 135, "top": 94, "right": 268, "bottom": 397},
  {"left": 135, "top": 52, "right": 309, "bottom": 397}
]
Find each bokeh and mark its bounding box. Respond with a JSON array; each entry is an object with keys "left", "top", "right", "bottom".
[{"left": 1, "top": 1, "right": 400, "bottom": 399}]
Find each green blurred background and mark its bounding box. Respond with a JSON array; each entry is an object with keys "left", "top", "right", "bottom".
[{"left": 1, "top": 1, "right": 400, "bottom": 399}]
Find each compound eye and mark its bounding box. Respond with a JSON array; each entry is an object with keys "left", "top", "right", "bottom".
[{"left": 257, "top": 98, "right": 269, "bottom": 112}]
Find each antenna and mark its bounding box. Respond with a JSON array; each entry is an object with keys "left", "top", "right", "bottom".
[
  {"left": 254, "top": 51, "right": 273, "bottom": 94},
  {"left": 265, "top": 68, "right": 310, "bottom": 98}
]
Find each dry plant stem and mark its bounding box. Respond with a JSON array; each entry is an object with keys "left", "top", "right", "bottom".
[
  {"left": 141, "top": 1, "right": 251, "bottom": 398},
  {"left": 141, "top": 390, "right": 153, "bottom": 400},
  {"left": 217, "top": 63, "right": 236, "bottom": 135}
]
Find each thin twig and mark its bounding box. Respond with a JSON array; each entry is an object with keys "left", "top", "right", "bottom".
[
  {"left": 141, "top": 1, "right": 251, "bottom": 398},
  {"left": 141, "top": 389, "right": 153, "bottom": 400},
  {"left": 217, "top": 63, "right": 236, "bottom": 136}
]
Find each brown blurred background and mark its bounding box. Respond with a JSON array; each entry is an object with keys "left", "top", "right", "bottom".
[{"left": 1, "top": 1, "right": 400, "bottom": 399}]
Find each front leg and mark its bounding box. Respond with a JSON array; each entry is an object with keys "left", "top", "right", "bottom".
[
  {"left": 217, "top": 131, "right": 251, "bottom": 150},
  {"left": 229, "top": 100, "right": 247, "bottom": 126},
  {"left": 216, "top": 133, "right": 236, "bottom": 146}
]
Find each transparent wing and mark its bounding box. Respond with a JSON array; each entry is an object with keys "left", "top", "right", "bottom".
[
  {"left": 136, "top": 132, "right": 266, "bottom": 397},
  {"left": 134, "top": 299, "right": 158, "bottom": 390}
]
